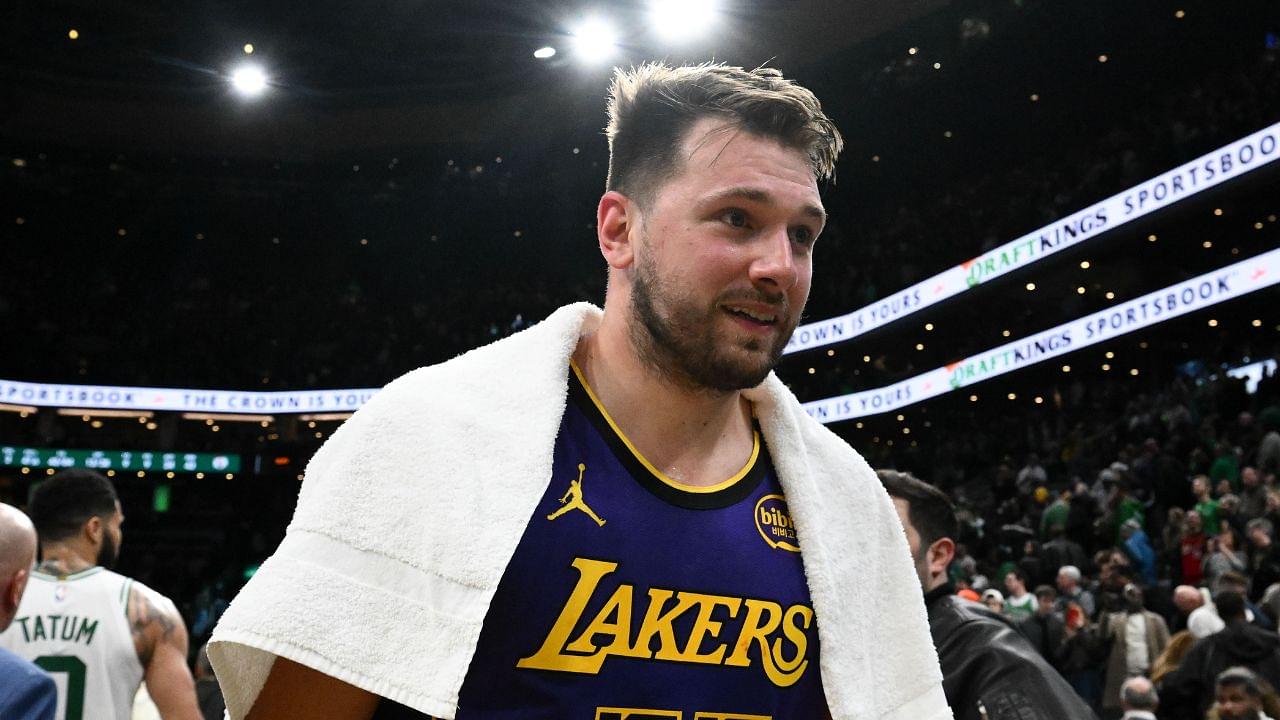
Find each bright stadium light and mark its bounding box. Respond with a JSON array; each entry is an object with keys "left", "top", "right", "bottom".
[
  {"left": 230, "top": 64, "right": 268, "bottom": 97},
  {"left": 650, "top": 0, "right": 717, "bottom": 41},
  {"left": 533, "top": 46, "right": 557, "bottom": 59},
  {"left": 570, "top": 16, "right": 618, "bottom": 63}
]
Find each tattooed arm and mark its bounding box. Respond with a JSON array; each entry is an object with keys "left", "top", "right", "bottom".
[{"left": 129, "top": 583, "right": 203, "bottom": 720}]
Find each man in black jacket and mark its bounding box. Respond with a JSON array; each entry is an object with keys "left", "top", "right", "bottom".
[
  {"left": 1162, "top": 590, "right": 1280, "bottom": 720},
  {"left": 880, "top": 469, "right": 1099, "bottom": 720},
  {"left": 1018, "top": 585, "right": 1067, "bottom": 665}
]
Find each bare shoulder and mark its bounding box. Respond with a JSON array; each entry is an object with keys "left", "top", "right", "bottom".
[
  {"left": 127, "top": 579, "right": 187, "bottom": 665},
  {"left": 248, "top": 657, "right": 381, "bottom": 720}
]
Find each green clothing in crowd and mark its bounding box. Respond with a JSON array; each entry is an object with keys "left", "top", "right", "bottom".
[
  {"left": 1040, "top": 498, "right": 1071, "bottom": 538},
  {"left": 1004, "top": 592, "right": 1036, "bottom": 621},
  {"left": 1210, "top": 453, "right": 1241, "bottom": 491},
  {"left": 1115, "top": 496, "right": 1145, "bottom": 543},
  {"left": 1195, "top": 498, "right": 1222, "bottom": 536}
]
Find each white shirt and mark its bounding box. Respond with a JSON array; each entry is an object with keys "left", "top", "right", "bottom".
[
  {"left": 0, "top": 567, "right": 146, "bottom": 720},
  {"left": 1125, "top": 612, "right": 1150, "bottom": 674}
]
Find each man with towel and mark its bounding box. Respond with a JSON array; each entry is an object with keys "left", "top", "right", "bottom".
[{"left": 210, "top": 62, "right": 951, "bottom": 720}]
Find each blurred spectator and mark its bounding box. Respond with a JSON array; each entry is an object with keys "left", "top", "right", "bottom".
[
  {"left": 1241, "top": 468, "right": 1268, "bottom": 522},
  {"left": 1101, "top": 584, "right": 1170, "bottom": 717},
  {"left": 1018, "top": 585, "right": 1066, "bottom": 664},
  {"left": 1247, "top": 519, "right": 1280, "bottom": 602},
  {"left": 1118, "top": 675, "right": 1159, "bottom": 720},
  {"left": 1213, "top": 443, "right": 1243, "bottom": 492},
  {"left": 1150, "top": 630, "right": 1196, "bottom": 686},
  {"left": 1211, "top": 666, "right": 1280, "bottom": 720},
  {"left": 1195, "top": 476, "right": 1224, "bottom": 536},
  {"left": 1004, "top": 569, "right": 1036, "bottom": 620},
  {"left": 1017, "top": 453, "right": 1048, "bottom": 498},
  {"left": 1206, "top": 526, "right": 1250, "bottom": 590},
  {"left": 1121, "top": 519, "right": 1158, "bottom": 588},
  {"left": 1056, "top": 565, "right": 1097, "bottom": 619},
  {"left": 1164, "top": 592, "right": 1280, "bottom": 719},
  {"left": 1182, "top": 510, "right": 1210, "bottom": 588},
  {"left": 1043, "top": 525, "right": 1089, "bottom": 581}
]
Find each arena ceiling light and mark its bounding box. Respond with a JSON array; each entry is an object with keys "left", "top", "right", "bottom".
[
  {"left": 230, "top": 64, "right": 269, "bottom": 97},
  {"left": 533, "top": 46, "right": 557, "bottom": 60},
  {"left": 0, "top": 403, "right": 37, "bottom": 414},
  {"left": 569, "top": 16, "right": 618, "bottom": 63},
  {"left": 181, "top": 412, "right": 275, "bottom": 423},
  {"left": 298, "top": 412, "right": 354, "bottom": 422},
  {"left": 649, "top": 0, "right": 717, "bottom": 41},
  {"left": 55, "top": 408, "right": 153, "bottom": 419}
]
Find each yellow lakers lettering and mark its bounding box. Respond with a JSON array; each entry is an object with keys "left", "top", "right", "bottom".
[
  {"left": 594, "top": 710, "right": 772, "bottom": 720},
  {"left": 517, "top": 558, "right": 813, "bottom": 687}
]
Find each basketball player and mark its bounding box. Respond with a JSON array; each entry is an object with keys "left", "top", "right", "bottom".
[
  {"left": 0, "top": 470, "right": 202, "bottom": 720},
  {"left": 212, "top": 63, "right": 950, "bottom": 720}
]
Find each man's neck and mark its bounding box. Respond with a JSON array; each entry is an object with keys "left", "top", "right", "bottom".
[
  {"left": 923, "top": 579, "right": 951, "bottom": 607},
  {"left": 35, "top": 545, "right": 96, "bottom": 576},
  {"left": 574, "top": 321, "right": 756, "bottom": 488}
]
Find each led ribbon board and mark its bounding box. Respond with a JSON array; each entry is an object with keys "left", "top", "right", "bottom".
[
  {"left": 2, "top": 252, "right": 1274, "bottom": 418},
  {"left": 1, "top": 446, "right": 241, "bottom": 473},
  {"left": 0, "top": 381, "right": 380, "bottom": 414},
  {"left": 785, "top": 121, "right": 1280, "bottom": 355},
  {"left": 801, "top": 248, "right": 1280, "bottom": 424}
]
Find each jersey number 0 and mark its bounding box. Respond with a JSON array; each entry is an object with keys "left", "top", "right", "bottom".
[{"left": 34, "top": 655, "right": 87, "bottom": 720}]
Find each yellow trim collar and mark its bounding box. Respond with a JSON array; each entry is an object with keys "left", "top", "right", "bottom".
[{"left": 570, "top": 360, "right": 760, "bottom": 494}]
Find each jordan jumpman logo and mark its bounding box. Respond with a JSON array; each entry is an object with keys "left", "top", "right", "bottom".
[{"left": 547, "top": 463, "right": 606, "bottom": 526}]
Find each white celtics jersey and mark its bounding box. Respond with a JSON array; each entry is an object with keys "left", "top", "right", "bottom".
[{"left": 0, "top": 566, "right": 145, "bottom": 720}]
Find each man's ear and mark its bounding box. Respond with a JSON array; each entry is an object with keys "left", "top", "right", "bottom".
[
  {"left": 927, "top": 537, "right": 956, "bottom": 579},
  {"left": 597, "top": 190, "right": 637, "bottom": 271},
  {"left": 84, "top": 515, "right": 103, "bottom": 545},
  {"left": 7, "top": 567, "right": 29, "bottom": 612}
]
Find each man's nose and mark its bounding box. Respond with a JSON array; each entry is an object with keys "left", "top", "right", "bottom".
[{"left": 749, "top": 226, "right": 798, "bottom": 290}]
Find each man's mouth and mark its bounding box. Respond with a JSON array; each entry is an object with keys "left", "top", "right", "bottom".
[{"left": 724, "top": 305, "right": 779, "bottom": 326}]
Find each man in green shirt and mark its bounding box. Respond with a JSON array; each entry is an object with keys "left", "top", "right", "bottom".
[
  {"left": 1210, "top": 442, "right": 1241, "bottom": 492},
  {"left": 1193, "top": 474, "right": 1222, "bottom": 536}
]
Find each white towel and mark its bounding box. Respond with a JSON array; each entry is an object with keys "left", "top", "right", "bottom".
[{"left": 209, "top": 302, "right": 951, "bottom": 720}]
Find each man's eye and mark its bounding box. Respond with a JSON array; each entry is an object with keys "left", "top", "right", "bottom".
[
  {"left": 792, "top": 226, "right": 815, "bottom": 245},
  {"left": 720, "top": 208, "right": 748, "bottom": 227}
]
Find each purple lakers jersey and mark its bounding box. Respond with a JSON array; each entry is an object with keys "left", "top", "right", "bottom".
[{"left": 446, "top": 364, "right": 827, "bottom": 719}]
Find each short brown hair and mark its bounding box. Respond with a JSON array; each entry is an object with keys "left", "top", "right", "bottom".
[
  {"left": 878, "top": 469, "right": 958, "bottom": 551},
  {"left": 605, "top": 62, "right": 843, "bottom": 206}
]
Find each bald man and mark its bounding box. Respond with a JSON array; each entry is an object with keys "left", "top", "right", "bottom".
[
  {"left": 1119, "top": 676, "right": 1158, "bottom": 719},
  {"left": 1173, "top": 585, "right": 1204, "bottom": 615},
  {"left": 0, "top": 503, "right": 56, "bottom": 720}
]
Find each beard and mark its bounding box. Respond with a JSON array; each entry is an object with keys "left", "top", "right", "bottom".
[
  {"left": 628, "top": 244, "right": 798, "bottom": 393},
  {"left": 909, "top": 547, "right": 932, "bottom": 593},
  {"left": 96, "top": 529, "right": 119, "bottom": 569}
]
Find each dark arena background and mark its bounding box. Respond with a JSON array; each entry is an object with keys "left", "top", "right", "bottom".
[{"left": 2, "top": 0, "right": 1279, "bottom": 716}]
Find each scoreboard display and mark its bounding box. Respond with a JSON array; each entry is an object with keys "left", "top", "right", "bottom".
[{"left": 0, "top": 446, "right": 240, "bottom": 474}]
